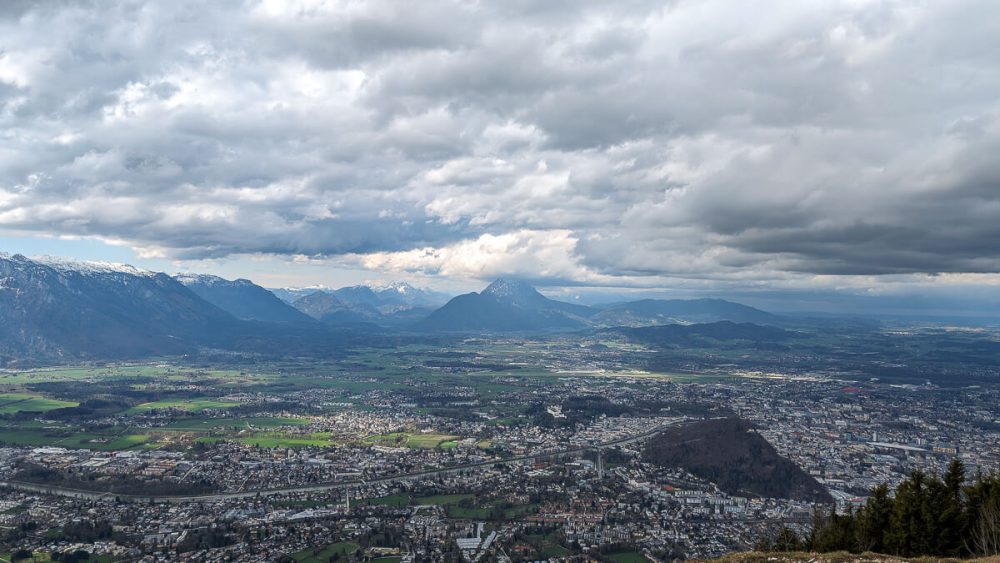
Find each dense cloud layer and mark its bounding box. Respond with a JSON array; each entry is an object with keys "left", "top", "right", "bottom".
[{"left": 1, "top": 0, "right": 999, "bottom": 285}]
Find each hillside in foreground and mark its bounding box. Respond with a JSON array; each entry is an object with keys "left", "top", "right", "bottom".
[{"left": 698, "top": 551, "right": 1000, "bottom": 563}]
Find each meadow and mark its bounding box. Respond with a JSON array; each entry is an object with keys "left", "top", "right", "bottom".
[
  {"left": 363, "top": 431, "right": 460, "bottom": 449},
  {"left": 237, "top": 432, "right": 335, "bottom": 448},
  {"left": 0, "top": 393, "right": 77, "bottom": 414},
  {"left": 128, "top": 398, "right": 241, "bottom": 413}
]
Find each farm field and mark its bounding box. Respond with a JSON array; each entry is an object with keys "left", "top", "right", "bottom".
[
  {"left": 413, "top": 493, "right": 473, "bottom": 505},
  {"left": 237, "top": 432, "right": 335, "bottom": 448},
  {"left": 363, "top": 431, "right": 460, "bottom": 449},
  {"left": 0, "top": 414, "right": 320, "bottom": 452},
  {"left": 290, "top": 541, "right": 359, "bottom": 562},
  {"left": 0, "top": 393, "right": 77, "bottom": 414},
  {"left": 128, "top": 399, "right": 241, "bottom": 413},
  {"left": 0, "top": 427, "right": 152, "bottom": 450}
]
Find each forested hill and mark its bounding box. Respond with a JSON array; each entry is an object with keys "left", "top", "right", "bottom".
[{"left": 643, "top": 418, "right": 832, "bottom": 503}]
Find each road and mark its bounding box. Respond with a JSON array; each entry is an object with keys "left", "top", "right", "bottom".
[{"left": 0, "top": 419, "right": 680, "bottom": 504}]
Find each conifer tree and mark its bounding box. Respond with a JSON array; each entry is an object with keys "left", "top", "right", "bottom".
[{"left": 855, "top": 484, "right": 892, "bottom": 553}]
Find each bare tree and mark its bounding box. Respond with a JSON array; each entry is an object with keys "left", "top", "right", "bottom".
[{"left": 970, "top": 497, "right": 1000, "bottom": 556}]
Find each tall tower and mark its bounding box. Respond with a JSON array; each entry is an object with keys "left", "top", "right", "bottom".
[{"left": 596, "top": 447, "right": 604, "bottom": 479}]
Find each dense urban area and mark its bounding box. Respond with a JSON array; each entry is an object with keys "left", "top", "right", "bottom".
[{"left": 0, "top": 331, "right": 997, "bottom": 562}]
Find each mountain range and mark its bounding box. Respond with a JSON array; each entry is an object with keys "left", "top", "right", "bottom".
[
  {"left": 278, "top": 281, "right": 449, "bottom": 326},
  {"left": 0, "top": 252, "right": 784, "bottom": 363},
  {"left": 417, "top": 279, "right": 594, "bottom": 331},
  {"left": 176, "top": 274, "right": 314, "bottom": 324},
  {"left": 418, "top": 279, "right": 782, "bottom": 332},
  {"left": 0, "top": 254, "right": 366, "bottom": 365},
  {"left": 591, "top": 298, "right": 779, "bottom": 326},
  {"left": 0, "top": 254, "right": 238, "bottom": 362}
]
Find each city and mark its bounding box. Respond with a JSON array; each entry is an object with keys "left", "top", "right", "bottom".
[{"left": 0, "top": 340, "right": 997, "bottom": 561}]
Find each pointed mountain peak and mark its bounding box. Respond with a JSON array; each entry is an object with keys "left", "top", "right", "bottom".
[{"left": 481, "top": 278, "right": 543, "bottom": 301}]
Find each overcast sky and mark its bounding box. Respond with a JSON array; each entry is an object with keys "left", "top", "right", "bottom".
[{"left": 2, "top": 0, "right": 1000, "bottom": 307}]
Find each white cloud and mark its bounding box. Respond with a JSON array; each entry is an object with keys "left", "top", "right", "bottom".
[
  {"left": 357, "top": 229, "right": 597, "bottom": 282},
  {"left": 1, "top": 0, "right": 999, "bottom": 289}
]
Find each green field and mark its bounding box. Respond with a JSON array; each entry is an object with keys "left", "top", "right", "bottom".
[
  {"left": 290, "top": 541, "right": 359, "bottom": 562},
  {"left": 0, "top": 365, "right": 197, "bottom": 384},
  {"left": 0, "top": 428, "right": 151, "bottom": 450},
  {"left": 238, "top": 431, "right": 334, "bottom": 448},
  {"left": 77, "top": 433, "right": 151, "bottom": 450},
  {"left": 0, "top": 393, "right": 78, "bottom": 414},
  {"left": 413, "top": 493, "right": 473, "bottom": 505},
  {"left": 128, "top": 398, "right": 240, "bottom": 413},
  {"left": 364, "top": 431, "right": 460, "bottom": 449}
]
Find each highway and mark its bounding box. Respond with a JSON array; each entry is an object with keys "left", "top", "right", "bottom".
[{"left": 0, "top": 419, "right": 680, "bottom": 504}]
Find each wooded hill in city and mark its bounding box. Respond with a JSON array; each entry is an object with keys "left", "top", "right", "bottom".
[{"left": 642, "top": 418, "right": 833, "bottom": 503}]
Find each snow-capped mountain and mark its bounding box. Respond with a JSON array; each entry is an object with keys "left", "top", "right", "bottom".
[
  {"left": 0, "top": 254, "right": 237, "bottom": 362},
  {"left": 365, "top": 280, "right": 450, "bottom": 309},
  {"left": 278, "top": 280, "right": 449, "bottom": 326},
  {"left": 275, "top": 281, "right": 446, "bottom": 309},
  {"left": 31, "top": 254, "right": 158, "bottom": 278},
  {"left": 269, "top": 286, "right": 333, "bottom": 304}
]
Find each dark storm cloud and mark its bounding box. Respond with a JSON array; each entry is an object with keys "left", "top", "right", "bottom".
[{"left": 1, "top": 0, "right": 999, "bottom": 284}]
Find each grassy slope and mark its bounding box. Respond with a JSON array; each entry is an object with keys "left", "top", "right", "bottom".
[{"left": 699, "top": 552, "right": 1000, "bottom": 563}]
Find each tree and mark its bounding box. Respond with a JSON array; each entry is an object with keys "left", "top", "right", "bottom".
[
  {"left": 855, "top": 484, "right": 892, "bottom": 553},
  {"left": 886, "top": 469, "right": 932, "bottom": 556},
  {"left": 932, "top": 458, "right": 967, "bottom": 555},
  {"left": 966, "top": 473, "right": 1000, "bottom": 556},
  {"left": 970, "top": 495, "right": 1000, "bottom": 555},
  {"left": 810, "top": 506, "right": 855, "bottom": 552},
  {"left": 805, "top": 460, "right": 994, "bottom": 557},
  {"left": 773, "top": 527, "right": 803, "bottom": 551}
]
